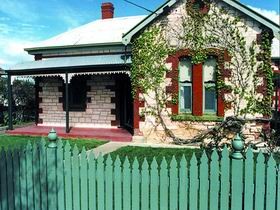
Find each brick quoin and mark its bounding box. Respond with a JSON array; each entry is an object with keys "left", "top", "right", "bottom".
[
  {"left": 192, "top": 63, "right": 203, "bottom": 116},
  {"left": 133, "top": 89, "right": 140, "bottom": 134}
]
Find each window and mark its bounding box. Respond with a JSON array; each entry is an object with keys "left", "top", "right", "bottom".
[
  {"left": 179, "top": 58, "right": 192, "bottom": 112},
  {"left": 203, "top": 57, "right": 217, "bottom": 113},
  {"left": 179, "top": 56, "right": 217, "bottom": 114},
  {"left": 63, "top": 76, "right": 87, "bottom": 111}
]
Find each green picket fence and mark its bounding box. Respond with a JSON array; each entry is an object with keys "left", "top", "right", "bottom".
[{"left": 0, "top": 139, "right": 279, "bottom": 210}]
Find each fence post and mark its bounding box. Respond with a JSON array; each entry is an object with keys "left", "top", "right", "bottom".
[
  {"left": 46, "top": 129, "right": 58, "bottom": 210},
  {"left": 231, "top": 133, "right": 244, "bottom": 210}
]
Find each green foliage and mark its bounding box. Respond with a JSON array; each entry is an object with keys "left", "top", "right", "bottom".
[
  {"left": 131, "top": 26, "right": 171, "bottom": 96},
  {"left": 171, "top": 114, "right": 224, "bottom": 122},
  {"left": 255, "top": 30, "right": 274, "bottom": 116}
]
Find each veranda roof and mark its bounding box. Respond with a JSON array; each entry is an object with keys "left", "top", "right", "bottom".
[{"left": 8, "top": 54, "right": 131, "bottom": 74}]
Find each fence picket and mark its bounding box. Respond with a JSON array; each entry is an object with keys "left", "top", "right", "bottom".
[
  {"left": 231, "top": 156, "right": 244, "bottom": 210},
  {"left": 199, "top": 151, "right": 209, "bottom": 210},
  {"left": 220, "top": 147, "right": 230, "bottom": 210},
  {"left": 179, "top": 156, "right": 188, "bottom": 210},
  {"left": 64, "top": 142, "right": 73, "bottom": 210},
  {"left": 160, "top": 158, "right": 168, "bottom": 210},
  {"left": 132, "top": 158, "right": 140, "bottom": 210},
  {"left": 141, "top": 159, "right": 149, "bottom": 210},
  {"left": 254, "top": 152, "right": 265, "bottom": 210},
  {"left": 80, "top": 148, "right": 89, "bottom": 210},
  {"left": 150, "top": 158, "right": 159, "bottom": 210},
  {"left": 6, "top": 149, "right": 14, "bottom": 210},
  {"left": 26, "top": 143, "right": 34, "bottom": 210},
  {"left": 57, "top": 140, "right": 65, "bottom": 210},
  {"left": 277, "top": 163, "right": 280, "bottom": 210},
  {"left": 189, "top": 153, "right": 198, "bottom": 210},
  {"left": 88, "top": 152, "right": 96, "bottom": 210},
  {"left": 105, "top": 155, "right": 113, "bottom": 210},
  {"left": 46, "top": 142, "right": 57, "bottom": 210},
  {"left": 32, "top": 143, "right": 41, "bottom": 210},
  {"left": 244, "top": 148, "right": 254, "bottom": 210},
  {"left": 39, "top": 139, "right": 47, "bottom": 210},
  {"left": 0, "top": 148, "right": 8, "bottom": 210},
  {"left": 97, "top": 155, "right": 105, "bottom": 210},
  {"left": 170, "top": 156, "right": 178, "bottom": 210},
  {"left": 123, "top": 157, "right": 131, "bottom": 210},
  {"left": 13, "top": 149, "right": 21, "bottom": 210},
  {"left": 209, "top": 150, "right": 219, "bottom": 210},
  {"left": 72, "top": 145, "right": 81, "bottom": 210},
  {"left": 19, "top": 148, "right": 27, "bottom": 210},
  {"left": 266, "top": 155, "right": 277, "bottom": 210},
  {"left": 114, "top": 156, "right": 122, "bottom": 210}
]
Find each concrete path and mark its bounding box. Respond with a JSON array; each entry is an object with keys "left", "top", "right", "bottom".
[
  {"left": 88, "top": 142, "right": 130, "bottom": 157},
  {"left": 88, "top": 141, "right": 200, "bottom": 157}
]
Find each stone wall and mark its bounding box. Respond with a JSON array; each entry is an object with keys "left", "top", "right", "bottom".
[
  {"left": 135, "top": 0, "right": 265, "bottom": 143},
  {"left": 38, "top": 76, "right": 116, "bottom": 128}
]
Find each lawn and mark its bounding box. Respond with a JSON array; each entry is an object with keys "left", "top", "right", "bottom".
[
  {"left": 0, "top": 135, "right": 107, "bottom": 151},
  {"left": 109, "top": 146, "right": 203, "bottom": 164}
]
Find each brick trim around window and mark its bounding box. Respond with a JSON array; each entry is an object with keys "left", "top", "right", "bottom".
[{"left": 166, "top": 49, "right": 231, "bottom": 117}]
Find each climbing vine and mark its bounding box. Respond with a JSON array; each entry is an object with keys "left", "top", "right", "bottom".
[{"left": 255, "top": 29, "right": 274, "bottom": 116}]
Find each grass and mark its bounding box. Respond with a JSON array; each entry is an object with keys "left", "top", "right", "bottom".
[
  {"left": 109, "top": 146, "right": 280, "bottom": 165},
  {"left": 109, "top": 146, "right": 203, "bottom": 164},
  {"left": 0, "top": 135, "right": 107, "bottom": 151}
]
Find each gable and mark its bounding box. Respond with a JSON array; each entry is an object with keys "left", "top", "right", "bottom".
[{"left": 122, "top": 0, "right": 280, "bottom": 45}]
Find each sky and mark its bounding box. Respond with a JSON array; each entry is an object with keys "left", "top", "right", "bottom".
[{"left": 0, "top": 0, "right": 279, "bottom": 69}]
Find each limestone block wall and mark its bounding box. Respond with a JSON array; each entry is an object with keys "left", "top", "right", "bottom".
[{"left": 38, "top": 76, "right": 116, "bottom": 128}]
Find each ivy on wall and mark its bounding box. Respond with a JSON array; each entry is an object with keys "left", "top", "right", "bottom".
[{"left": 255, "top": 29, "right": 274, "bottom": 116}]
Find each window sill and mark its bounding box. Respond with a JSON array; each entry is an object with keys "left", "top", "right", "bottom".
[{"left": 171, "top": 114, "right": 224, "bottom": 122}]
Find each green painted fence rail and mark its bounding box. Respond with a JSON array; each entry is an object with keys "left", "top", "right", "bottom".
[{"left": 0, "top": 139, "right": 279, "bottom": 210}]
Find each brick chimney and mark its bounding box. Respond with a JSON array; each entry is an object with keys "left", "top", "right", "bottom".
[{"left": 101, "top": 2, "right": 114, "bottom": 19}]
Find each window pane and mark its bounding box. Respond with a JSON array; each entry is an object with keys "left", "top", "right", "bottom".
[
  {"left": 205, "top": 86, "right": 216, "bottom": 112},
  {"left": 179, "top": 58, "right": 192, "bottom": 82},
  {"left": 203, "top": 57, "right": 216, "bottom": 82},
  {"left": 180, "top": 86, "right": 191, "bottom": 111}
]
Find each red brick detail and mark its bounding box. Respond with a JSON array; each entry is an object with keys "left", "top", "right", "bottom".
[
  {"left": 256, "top": 85, "right": 266, "bottom": 94},
  {"left": 223, "top": 69, "right": 232, "bottom": 78},
  {"left": 38, "top": 108, "right": 43, "bottom": 114},
  {"left": 111, "top": 109, "right": 116, "bottom": 115},
  {"left": 111, "top": 120, "right": 118, "bottom": 126},
  {"left": 217, "top": 95, "right": 225, "bottom": 117},
  {"left": 140, "top": 115, "right": 145, "bottom": 122},
  {"left": 166, "top": 85, "right": 173, "bottom": 94},
  {"left": 192, "top": 63, "right": 203, "bottom": 116},
  {"left": 38, "top": 87, "right": 43, "bottom": 92},
  {"left": 133, "top": 89, "right": 140, "bottom": 130},
  {"left": 34, "top": 54, "right": 42, "bottom": 61},
  {"left": 224, "top": 50, "right": 232, "bottom": 62},
  {"left": 111, "top": 97, "right": 116, "bottom": 103},
  {"left": 101, "top": 2, "right": 114, "bottom": 19},
  {"left": 139, "top": 100, "right": 145, "bottom": 108},
  {"left": 256, "top": 33, "right": 262, "bottom": 45}
]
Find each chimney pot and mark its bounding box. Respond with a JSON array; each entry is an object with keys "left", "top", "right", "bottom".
[{"left": 101, "top": 2, "right": 114, "bottom": 19}]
